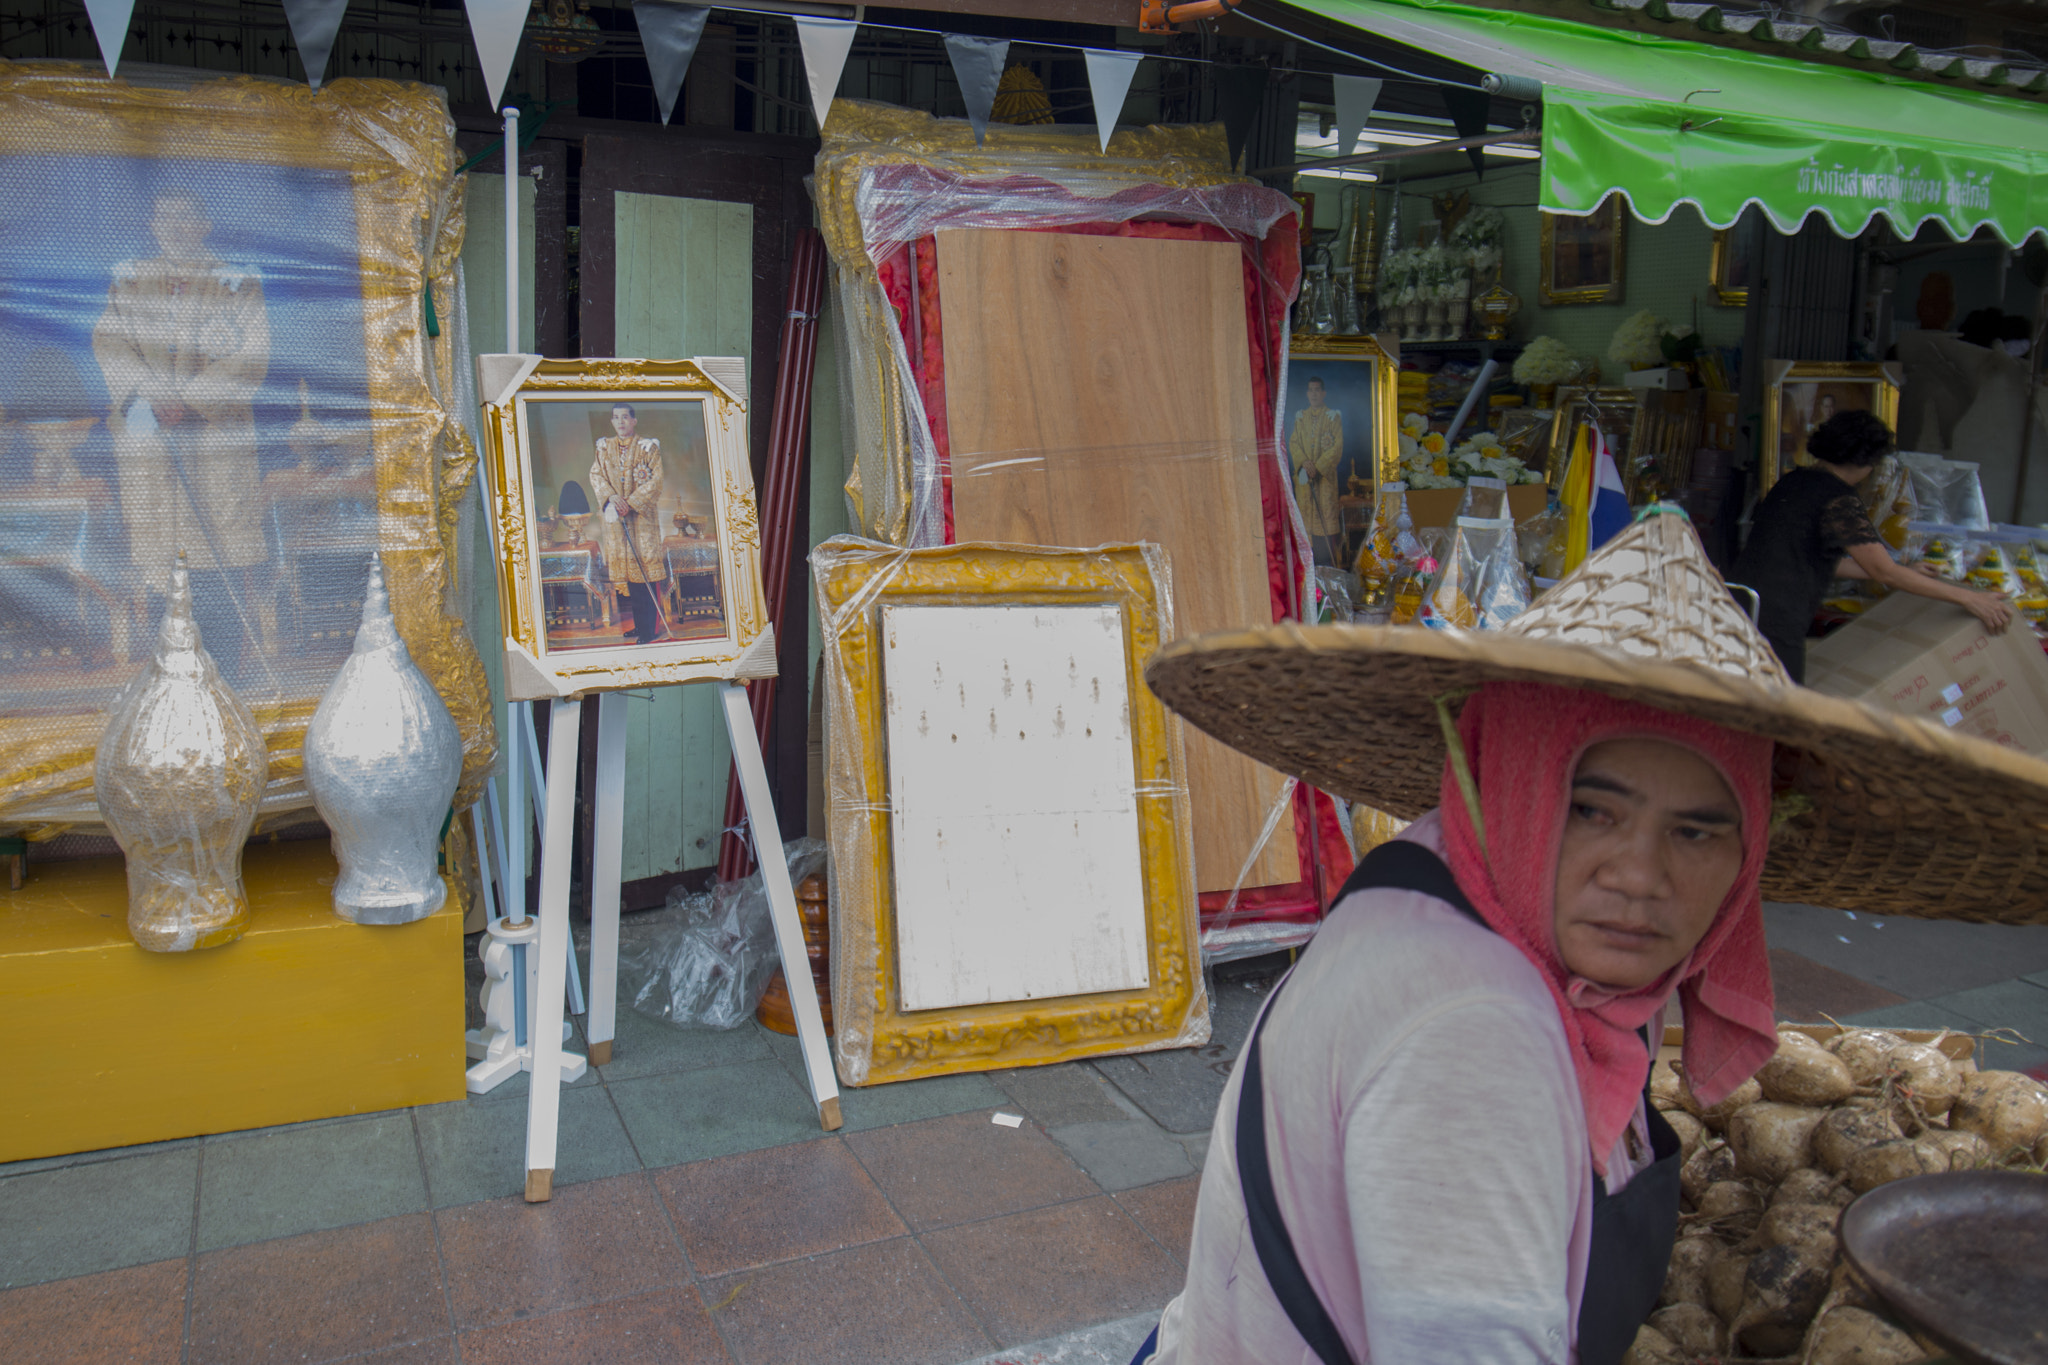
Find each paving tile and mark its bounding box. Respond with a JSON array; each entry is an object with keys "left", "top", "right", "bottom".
[
  {"left": 188, "top": 1212, "right": 449, "bottom": 1365},
  {"left": 351, "top": 1339, "right": 459, "bottom": 1364},
  {"left": 1922, "top": 978, "right": 2048, "bottom": 1042},
  {"left": 0, "top": 1136, "right": 202, "bottom": 1181},
  {"left": 0, "top": 1258, "right": 186, "bottom": 1365},
  {"left": 918, "top": 1196, "right": 1185, "bottom": 1348},
  {"left": 654, "top": 1138, "right": 904, "bottom": 1277},
  {"left": 417, "top": 1087, "right": 641, "bottom": 1209},
  {"left": 990, "top": 1064, "right": 1131, "bottom": 1129},
  {"left": 952, "top": 1312, "right": 1161, "bottom": 1365},
  {"left": 1087, "top": 967, "right": 1274, "bottom": 1137},
  {"left": 1763, "top": 903, "right": 2048, "bottom": 999},
  {"left": 457, "top": 1286, "right": 730, "bottom": 1364},
  {"left": 1114, "top": 1175, "right": 1203, "bottom": 1266},
  {"left": 0, "top": 1148, "right": 198, "bottom": 1288},
  {"left": 198, "top": 1113, "right": 427, "bottom": 1250},
  {"left": 700, "top": 1237, "right": 990, "bottom": 1365},
  {"left": 436, "top": 1172, "right": 688, "bottom": 1329},
  {"left": 843, "top": 1110, "right": 1098, "bottom": 1233},
  {"left": 609, "top": 1060, "right": 824, "bottom": 1168},
  {"left": 593, "top": 1007, "right": 772, "bottom": 1082},
  {"left": 1047, "top": 1121, "right": 1196, "bottom": 1193},
  {"left": 833, "top": 1073, "right": 1010, "bottom": 1134},
  {"left": 1767, "top": 948, "right": 1909, "bottom": 1023}
]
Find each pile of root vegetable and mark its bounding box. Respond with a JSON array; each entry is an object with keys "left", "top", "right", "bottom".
[{"left": 1628, "top": 1025, "right": 2048, "bottom": 1364}]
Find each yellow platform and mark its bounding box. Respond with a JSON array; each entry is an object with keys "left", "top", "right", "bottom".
[{"left": 0, "top": 841, "right": 465, "bottom": 1163}]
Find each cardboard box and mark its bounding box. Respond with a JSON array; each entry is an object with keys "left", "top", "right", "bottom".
[
  {"left": 1805, "top": 592, "right": 2048, "bottom": 757},
  {"left": 1404, "top": 483, "right": 1549, "bottom": 530}
]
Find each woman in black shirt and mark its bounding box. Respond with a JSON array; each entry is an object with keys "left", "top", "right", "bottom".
[{"left": 1732, "top": 410, "right": 2013, "bottom": 683}]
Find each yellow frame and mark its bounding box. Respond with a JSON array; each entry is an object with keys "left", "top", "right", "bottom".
[
  {"left": 1709, "top": 227, "right": 1750, "bottom": 307},
  {"left": 815, "top": 539, "right": 1206, "bottom": 1086},
  {"left": 1760, "top": 362, "right": 1902, "bottom": 492},
  {"left": 477, "top": 357, "right": 773, "bottom": 699},
  {"left": 1289, "top": 332, "right": 1401, "bottom": 487},
  {"left": 1539, "top": 200, "right": 1628, "bottom": 306},
  {"left": 0, "top": 64, "right": 492, "bottom": 832},
  {"left": 1545, "top": 387, "right": 1641, "bottom": 487}
]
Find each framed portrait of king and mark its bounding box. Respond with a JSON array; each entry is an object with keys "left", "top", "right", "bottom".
[
  {"left": 0, "top": 65, "right": 494, "bottom": 832},
  {"left": 476, "top": 356, "right": 774, "bottom": 699}
]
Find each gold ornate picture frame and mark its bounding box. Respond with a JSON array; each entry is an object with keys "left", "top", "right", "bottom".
[
  {"left": 477, "top": 356, "right": 773, "bottom": 699},
  {"left": 1709, "top": 221, "right": 1753, "bottom": 306},
  {"left": 1288, "top": 333, "right": 1399, "bottom": 568},
  {"left": 1545, "top": 387, "right": 1641, "bottom": 486},
  {"left": 813, "top": 538, "right": 1208, "bottom": 1086},
  {"left": 1539, "top": 199, "right": 1628, "bottom": 306},
  {"left": 1761, "top": 361, "right": 1902, "bottom": 493}
]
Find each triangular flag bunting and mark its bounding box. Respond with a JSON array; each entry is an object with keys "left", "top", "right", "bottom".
[
  {"left": 281, "top": 0, "right": 349, "bottom": 91},
  {"left": 1441, "top": 87, "right": 1492, "bottom": 177},
  {"left": 944, "top": 34, "right": 1008, "bottom": 146},
  {"left": 1332, "top": 74, "right": 1382, "bottom": 158},
  {"left": 1214, "top": 65, "right": 1268, "bottom": 172},
  {"left": 1082, "top": 48, "right": 1142, "bottom": 153},
  {"left": 81, "top": 0, "right": 135, "bottom": 77},
  {"left": 794, "top": 16, "right": 858, "bottom": 133},
  {"left": 463, "top": 0, "right": 530, "bottom": 111},
  {"left": 632, "top": 1, "right": 709, "bottom": 125}
]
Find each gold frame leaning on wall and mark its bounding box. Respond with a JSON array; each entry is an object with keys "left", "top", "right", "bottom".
[
  {"left": 0, "top": 64, "right": 493, "bottom": 833},
  {"left": 1759, "top": 361, "right": 1902, "bottom": 494},
  {"left": 813, "top": 538, "right": 1207, "bottom": 1086},
  {"left": 1709, "top": 226, "right": 1751, "bottom": 307},
  {"left": 1287, "top": 332, "right": 1402, "bottom": 487},
  {"left": 1544, "top": 387, "right": 1641, "bottom": 487},
  {"left": 1538, "top": 198, "right": 1628, "bottom": 306},
  {"left": 476, "top": 356, "right": 774, "bottom": 699}
]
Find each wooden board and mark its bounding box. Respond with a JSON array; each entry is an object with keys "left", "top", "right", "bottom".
[
  {"left": 937, "top": 228, "right": 1297, "bottom": 892},
  {"left": 882, "top": 604, "right": 1152, "bottom": 1011}
]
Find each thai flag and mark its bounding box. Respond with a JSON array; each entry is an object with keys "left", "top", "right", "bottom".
[{"left": 1588, "top": 423, "right": 1630, "bottom": 553}]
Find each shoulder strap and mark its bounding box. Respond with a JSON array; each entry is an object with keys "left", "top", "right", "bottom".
[{"left": 1234, "top": 839, "right": 1478, "bottom": 1365}]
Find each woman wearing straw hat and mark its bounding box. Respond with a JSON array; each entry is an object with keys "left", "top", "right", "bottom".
[
  {"left": 1732, "top": 408, "right": 2011, "bottom": 683},
  {"left": 1130, "top": 507, "right": 2048, "bottom": 1365}
]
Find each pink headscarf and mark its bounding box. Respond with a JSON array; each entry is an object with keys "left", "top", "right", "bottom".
[{"left": 1437, "top": 682, "right": 1779, "bottom": 1175}]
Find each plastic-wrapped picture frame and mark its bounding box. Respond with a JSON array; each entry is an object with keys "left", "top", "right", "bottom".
[
  {"left": 475, "top": 356, "right": 775, "bottom": 699},
  {"left": 1760, "top": 361, "right": 1903, "bottom": 494},
  {"left": 813, "top": 537, "right": 1210, "bottom": 1085}
]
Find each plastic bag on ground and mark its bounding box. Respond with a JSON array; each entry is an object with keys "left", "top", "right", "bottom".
[{"left": 616, "top": 837, "right": 829, "bottom": 1030}]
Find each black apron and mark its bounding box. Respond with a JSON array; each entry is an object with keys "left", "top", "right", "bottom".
[{"left": 1231, "top": 839, "right": 1682, "bottom": 1365}]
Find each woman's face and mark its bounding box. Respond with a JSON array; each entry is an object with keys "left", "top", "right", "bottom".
[{"left": 1552, "top": 738, "right": 1745, "bottom": 991}]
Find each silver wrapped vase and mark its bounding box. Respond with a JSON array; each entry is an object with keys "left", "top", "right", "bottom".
[
  {"left": 95, "top": 553, "right": 268, "bottom": 953},
  {"left": 304, "top": 554, "right": 462, "bottom": 925}
]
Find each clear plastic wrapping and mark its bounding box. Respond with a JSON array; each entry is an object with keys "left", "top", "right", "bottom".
[
  {"left": 617, "top": 838, "right": 829, "bottom": 1031},
  {"left": 1899, "top": 452, "right": 1992, "bottom": 530},
  {"left": 0, "top": 64, "right": 493, "bottom": 837},
  {"left": 811, "top": 535, "right": 1209, "bottom": 1085}
]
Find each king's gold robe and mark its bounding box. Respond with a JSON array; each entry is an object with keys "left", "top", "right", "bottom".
[
  {"left": 1289, "top": 405, "right": 1344, "bottom": 536},
  {"left": 590, "top": 435, "right": 669, "bottom": 584}
]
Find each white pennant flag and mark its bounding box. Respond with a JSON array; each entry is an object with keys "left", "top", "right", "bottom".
[
  {"left": 632, "top": 1, "right": 709, "bottom": 126},
  {"left": 1333, "top": 74, "right": 1384, "bottom": 158},
  {"left": 943, "top": 34, "right": 1007, "bottom": 147},
  {"left": 281, "top": 0, "right": 350, "bottom": 91},
  {"left": 81, "top": 0, "right": 136, "bottom": 77},
  {"left": 1082, "top": 49, "right": 1142, "bottom": 153},
  {"left": 463, "top": 0, "right": 530, "bottom": 111},
  {"left": 795, "top": 16, "right": 858, "bottom": 133}
]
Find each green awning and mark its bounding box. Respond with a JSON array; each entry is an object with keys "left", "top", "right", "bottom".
[{"left": 1282, "top": 0, "right": 2048, "bottom": 244}]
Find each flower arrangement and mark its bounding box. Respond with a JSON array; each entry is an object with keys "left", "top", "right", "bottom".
[
  {"left": 1512, "top": 336, "right": 1585, "bottom": 387},
  {"left": 1607, "top": 309, "right": 1666, "bottom": 368},
  {"left": 1378, "top": 248, "right": 1424, "bottom": 306},
  {"left": 1396, "top": 426, "right": 1544, "bottom": 488},
  {"left": 1448, "top": 206, "right": 1505, "bottom": 280},
  {"left": 1420, "top": 244, "right": 1470, "bottom": 302}
]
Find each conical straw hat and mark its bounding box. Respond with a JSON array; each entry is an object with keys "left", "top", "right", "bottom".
[{"left": 1146, "top": 508, "right": 2048, "bottom": 923}]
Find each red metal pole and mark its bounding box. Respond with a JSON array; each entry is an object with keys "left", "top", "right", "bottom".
[{"left": 717, "top": 230, "right": 828, "bottom": 881}]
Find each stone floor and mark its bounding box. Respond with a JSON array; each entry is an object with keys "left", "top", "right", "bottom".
[{"left": 4, "top": 905, "right": 2045, "bottom": 1364}]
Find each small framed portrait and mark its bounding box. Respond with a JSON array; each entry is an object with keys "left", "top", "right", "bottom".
[
  {"left": 1709, "top": 212, "right": 1756, "bottom": 306},
  {"left": 1761, "top": 362, "right": 1903, "bottom": 493},
  {"left": 477, "top": 356, "right": 774, "bottom": 699},
  {"left": 1538, "top": 198, "right": 1628, "bottom": 306},
  {"left": 1285, "top": 333, "right": 1397, "bottom": 566}
]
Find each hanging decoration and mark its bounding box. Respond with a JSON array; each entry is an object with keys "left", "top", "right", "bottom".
[
  {"left": 81, "top": 0, "right": 136, "bottom": 77},
  {"left": 794, "top": 16, "right": 858, "bottom": 132},
  {"left": 279, "top": 0, "right": 349, "bottom": 90},
  {"left": 944, "top": 34, "right": 1009, "bottom": 146},
  {"left": 991, "top": 64, "right": 1054, "bottom": 126},
  {"left": 463, "top": 0, "right": 532, "bottom": 109},
  {"left": 632, "top": 0, "right": 709, "bottom": 125},
  {"left": 1332, "top": 73, "right": 1383, "bottom": 158},
  {"left": 1082, "top": 47, "right": 1143, "bottom": 152}
]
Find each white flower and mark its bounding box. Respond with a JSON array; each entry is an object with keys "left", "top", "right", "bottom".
[
  {"left": 1607, "top": 309, "right": 1666, "bottom": 367},
  {"left": 1401, "top": 412, "right": 1429, "bottom": 438},
  {"left": 1512, "top": 336, "right": 1584, "bottom": 387}
]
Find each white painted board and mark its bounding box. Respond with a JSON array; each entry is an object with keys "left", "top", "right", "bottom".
[{"left": 882, "top": 604, "right": 1152, "bottom": 1012}]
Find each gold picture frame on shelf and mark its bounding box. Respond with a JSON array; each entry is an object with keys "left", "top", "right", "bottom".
[
  {"left": 813, "top": 538, "right": 1207, "bottom": 1087},
  {"left": 1709, "top": 216, "right": 1755, "bottom": 306},
  {"left": 1538, "top": 198, "right": 1628, "bottom": 306},
  {"left": 1761, "top": 361, "right": 1903, "bottom": 493},
  {"left": 1288, "top": 333, "right": 1399, "bottom": 568},
  {"left": 476, "top": 356, "right": 774, "bottom": 699},
  {"left": 1544, "top": 387, "right": 1641, "bottom": 487}
]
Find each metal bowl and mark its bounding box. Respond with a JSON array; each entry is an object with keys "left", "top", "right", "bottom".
[{"left": 1838, "top": 1169, "right": 2048, "bottom": 1365}]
